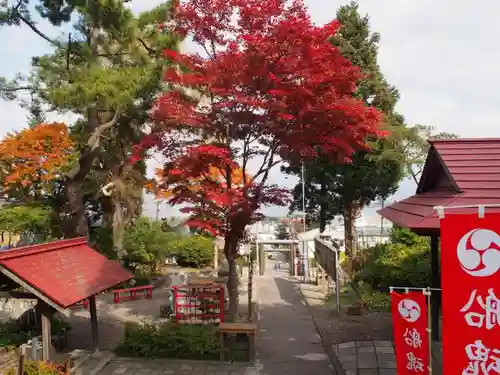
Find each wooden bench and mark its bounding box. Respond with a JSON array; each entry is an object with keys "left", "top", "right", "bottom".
[
  {"left": 218, "top": 322, "right": 257, "bottom": 362},
  {"left": 113, "top": 285, "right": 153, "bottom": 303}
]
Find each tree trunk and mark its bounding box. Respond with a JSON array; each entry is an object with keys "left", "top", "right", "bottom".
[
  {"left": 319, "top": 206, "right": 327, "bottom": 234},
  {"left": 66, "top": 179, "right": 88, "bottom": 237},
  {"left": 343, "top": 201, "right": 357, "bottom": 258},
  {"left": 112, "top": 199, "right": 127, "bottom": 261},
  {"left": 224, "top": 236, "right": 239, "bottom": 322},
  {"left": 63, "top": 26, "right": 100, "bottom": 239},
  {"left": 343, "top": 200, "right": 361, "bottom": 274}
]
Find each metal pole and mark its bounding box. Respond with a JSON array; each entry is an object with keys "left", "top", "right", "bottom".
[
  {"left": 300, "top": 163, "right": 307, "bottom": 281},
  {"left": 426, "top": 287, "right": 432, "bottom": 375},
  {"left": 301, "top": 162, "right": 306, "bottom": 232},
  {"left": 335, "top": 249, "right": 340, "bottom": 314},
  {"left": 255, "top": 241, "right": 260, "bottom": 276}
]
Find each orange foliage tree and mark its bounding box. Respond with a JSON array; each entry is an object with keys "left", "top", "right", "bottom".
[
  {"left": 0, "top": 123, "right": 74, "bottom": 194},
  {"left": 149, "top": 165, "right": 250, "bottom": 200}
]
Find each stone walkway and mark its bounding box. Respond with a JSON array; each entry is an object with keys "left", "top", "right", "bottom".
[
  {"left": 99, "top": 358, "right": 256, "bottom": 375},
  {"left": 333, "top": 341, "right": 396, "bottom": 375},
  {"left": 256, "top": 269, "right": 334, "bottom": 375}
]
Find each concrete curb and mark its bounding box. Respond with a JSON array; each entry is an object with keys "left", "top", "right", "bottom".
[
  {"left": 296, "top": 284, "right": 345, "bottom": 375},
  {"left": 89, "top": 351, "right": 115, "bottom": 375}
]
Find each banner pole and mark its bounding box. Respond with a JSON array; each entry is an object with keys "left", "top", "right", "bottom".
[{"left": 425, "top": 287, "right": 432, "bottom": 375}]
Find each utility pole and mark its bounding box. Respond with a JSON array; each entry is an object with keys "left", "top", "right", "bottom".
[{"left": 300, "top": 162, "right": 308, "bottom": 281}]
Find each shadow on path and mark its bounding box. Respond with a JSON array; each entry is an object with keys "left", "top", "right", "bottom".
[{"left": 256, "top": 272, "right": 333, "bottom": 374}]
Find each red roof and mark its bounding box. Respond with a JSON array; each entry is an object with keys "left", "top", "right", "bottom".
[
  {"left": 0, "top": 237, "right": 133, "bottom": 308},
  {"left": 378, "top": 138, "right": 500, "bottom": 233}
]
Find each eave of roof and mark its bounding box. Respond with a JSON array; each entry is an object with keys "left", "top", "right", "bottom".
[
  {"left": 0, "top": 237, "right": 133, "bottom": 308},
  {"left": 380, "top": 138, "right": 500, "bottom": 232}
]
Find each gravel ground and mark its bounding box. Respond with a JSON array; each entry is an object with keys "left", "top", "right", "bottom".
[{"left": 298, "top": 283, "right": 393, "bottom": 344}]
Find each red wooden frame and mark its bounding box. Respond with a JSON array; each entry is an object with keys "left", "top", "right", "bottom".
[
  {"left": 172, "top": 283, "right": 224, "bottom": 324},
  {"left": 112, "top": 285, "right": 153, "bottom": 303}
]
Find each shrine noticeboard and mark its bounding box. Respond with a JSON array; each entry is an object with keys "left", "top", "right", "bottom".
[
  {"left": 440, "top": 212, "right": 500, "bottom": 374},
  {"left": 391, "top": 291, "right": 429, "bottom": 374}
]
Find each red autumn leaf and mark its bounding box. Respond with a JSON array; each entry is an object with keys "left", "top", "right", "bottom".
[
  {"left": 163, "top": 49, "right": 178, "bottom": 59},
  {"left": 136, "top": 0, "right": 385, "bottom": 246}
]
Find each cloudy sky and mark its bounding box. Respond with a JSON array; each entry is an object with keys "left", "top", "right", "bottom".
[{"left": 0, "top": 0, "right": 498, "bottom": 224}]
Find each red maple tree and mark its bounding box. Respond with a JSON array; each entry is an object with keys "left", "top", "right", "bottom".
[{"left": 134, "top": 0, "right": 385, "bottom": 318}]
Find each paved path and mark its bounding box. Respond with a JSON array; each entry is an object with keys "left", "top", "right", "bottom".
[
  {"left": 96, "top": 269, "right": 334, "bottom": 375},
  {"left": 256, "top": 269, "right": 333, "bottom": 375},
  {"left": 99, "top": 358, "right": 256, "bottom": 375}
]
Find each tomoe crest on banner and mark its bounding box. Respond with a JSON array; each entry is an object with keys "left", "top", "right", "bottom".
[{"left": 457, "top": 229, "right": 500, "bottom": 277}]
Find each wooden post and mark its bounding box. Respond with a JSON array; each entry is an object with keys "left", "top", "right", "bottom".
[
  {"left": 430, "top": 235, "right": 440, "bottom": 341},
  {"left": 319, "top": 265, "right": 326, "bottom": 291},
  {"left": 89, "top": 295, "right": 99, "bottom": 351},
  {"left": 17, "top": 353, "right": 24, "bottom": 375},
  {"left": 247, "top": 255, "right": 253, "bottom": 321},
  {"left": 213, "top": 243, "right": 219, "bottom": 270},
  {"left": 37, "top": 301, "right": 52, "bottom": 361},
  {"left": 258, "top": 243, "right": 265, "bottom": 276}
]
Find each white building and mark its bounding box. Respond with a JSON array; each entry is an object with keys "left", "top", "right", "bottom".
[{"left": 297, "top": 217, "right": 392, "bottom": 259}]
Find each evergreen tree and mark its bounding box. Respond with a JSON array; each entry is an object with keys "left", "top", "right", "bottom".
[
  {"left": 285, "top": 1, "right": 404, "bottom": 262},
  {"left": 0, "top": 1, "right": 180, "bottom": 260},
  {"left": 0, "top": 1, "right": 180, "bottom": 244}
]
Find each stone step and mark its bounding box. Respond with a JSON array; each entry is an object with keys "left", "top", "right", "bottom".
[{"left": 70, "top": 350, "right": 115, "bottom": 375}]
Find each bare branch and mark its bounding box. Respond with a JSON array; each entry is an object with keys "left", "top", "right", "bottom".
[
  {"left": 13, "top": 3, "right": 157, "bottom": 59},
  {"left": 15, "top": 11, "right": 62, "bottom": 49},
  {"left": 0, "top": 85, "right": 33, "bottom": 93},
  {"left": 137, "top": 37, "right": 156, "bottom": 55},
  {"left": 66, "top": 111, "right": 121, "bottom": 180},
  {"left": 87, "top": 110, "right": 121, "bottom": 152}
]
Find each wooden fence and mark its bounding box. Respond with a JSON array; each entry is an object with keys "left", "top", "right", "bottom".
[{"left": 314, "top": 237, "right": 338, "bottom": 282}]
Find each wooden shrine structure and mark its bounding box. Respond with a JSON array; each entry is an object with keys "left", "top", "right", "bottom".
[
  {"left": 0, "top": 237, "right": 133, "bottom": 360},
  {"left": 378, "top": 138, "right": 500, "bottom": 340}
]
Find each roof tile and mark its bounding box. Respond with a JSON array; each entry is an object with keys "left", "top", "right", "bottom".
[{"left": 379, "top": 138, "right": 500, "bottom": 232}]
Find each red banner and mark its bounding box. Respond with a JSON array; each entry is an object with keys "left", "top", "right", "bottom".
[
  {"left": 441, "top": 213, "right": 500, "bottom": 375},
  {"left": 391, "top": 291, "right": 429, "bottom": 374}
]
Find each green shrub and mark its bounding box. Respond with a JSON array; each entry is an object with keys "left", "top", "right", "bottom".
[
  {"left": 353, "top": 227, "right": 431, "bottom": 292},
  {"left": 390, "top": 227, "right": 429, "bottom": 247},
  {"left": 351, "top": 227, "right": 431, "bottom": 312},
  {"left": 0, "top": 315, "right": 70, "bottom": 347},
  {"left": 123, "top": 217, "right": 178, "bottom": 273},
  {"left": 358, "top": 287, "right": 391, "bottom": 311},
  {"left": 176, "top": 236, "right": 214, "bottom": 268},
  {"left": 354, "top": 242, "right": 430, "bottom": 290},
  {"left": 115, "top": 321, "right": 219, "bottom": 359}
]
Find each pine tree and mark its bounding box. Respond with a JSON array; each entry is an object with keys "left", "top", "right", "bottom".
[{"left": 0, "top": 1, "right": 180, "bottom": 244}]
